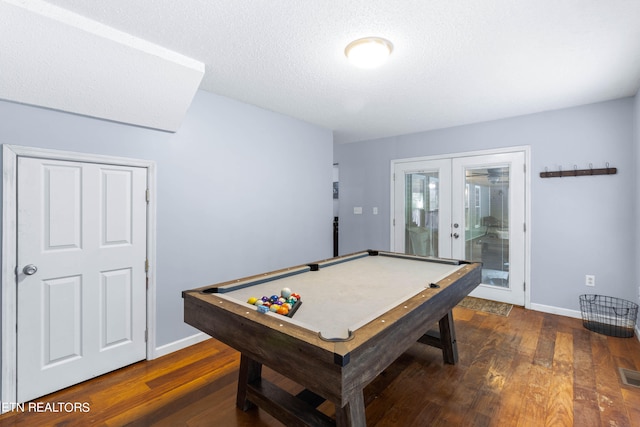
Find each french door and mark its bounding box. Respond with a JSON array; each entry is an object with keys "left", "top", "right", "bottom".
[{"left": 392, "top": 150, "right": 527, "bottom": 306}]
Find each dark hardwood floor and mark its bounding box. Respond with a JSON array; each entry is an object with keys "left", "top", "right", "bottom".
[{"left": 1, "top": 306, "right": 639, "bottom": 426}]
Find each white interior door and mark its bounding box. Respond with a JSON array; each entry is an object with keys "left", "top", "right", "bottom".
[
  {"left": 17, "top": 157, "right": 148, "bottom": 402},
  {"left": 392, "top": 150, "right": 527, "bottom": 306}
]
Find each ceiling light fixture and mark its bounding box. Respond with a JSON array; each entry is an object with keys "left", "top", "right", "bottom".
[{"left": 344, "top": 37, "right": 393, "bottom": 69}]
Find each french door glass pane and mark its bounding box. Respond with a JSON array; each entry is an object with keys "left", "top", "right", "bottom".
[
  {"left": 405, "top": 172, "right": 439, "bottom": 257},
  {"left": 464, "top": 167, "right": 509, "bottom": 288}
]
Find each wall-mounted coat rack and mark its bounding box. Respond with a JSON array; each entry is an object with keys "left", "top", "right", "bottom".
[{"left": 540, "top": 163, "right": 617, "bottom": 179}]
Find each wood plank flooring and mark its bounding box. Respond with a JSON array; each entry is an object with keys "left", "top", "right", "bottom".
[{"left": 1, "top": 306, "right": 639, "bottom": 426}]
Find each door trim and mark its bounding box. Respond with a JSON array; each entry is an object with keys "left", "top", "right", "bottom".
[
  {"left": 1, "top": 144, "right": 158, "bottom": 407},
  {"left": 389, "top": 145, "right": 531, "bottom": 308}
]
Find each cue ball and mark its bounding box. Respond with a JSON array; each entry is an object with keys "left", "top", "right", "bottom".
[{"left": 281, "top": 287, "right": 292, "bottom": 298}]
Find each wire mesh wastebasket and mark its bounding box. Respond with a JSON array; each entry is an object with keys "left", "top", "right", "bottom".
[{"left": 579, "top": 294, "right": 638, "bottom": 338}]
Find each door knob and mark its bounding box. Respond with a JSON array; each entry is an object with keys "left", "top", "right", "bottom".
[
  {"left": 452, "top": 233, "right": 460, "bottom": 239},
  {"left": 22, "top": 264, "right": 38, "bottom": 275}
]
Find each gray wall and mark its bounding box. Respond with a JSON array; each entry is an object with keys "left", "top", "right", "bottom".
[
  {"left": 0, "top": 90, "right": 334, "bottom": 347},
  {"left": 335, "top": 97, "right": 637, "bottom": 314}
]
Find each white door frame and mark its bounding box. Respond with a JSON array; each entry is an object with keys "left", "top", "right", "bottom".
[
  {"left": 1, "top": 144, "right": 158, "bottom": 406},
  {"left": 390, "top": 145, "right": 531, "bottom": 308}
]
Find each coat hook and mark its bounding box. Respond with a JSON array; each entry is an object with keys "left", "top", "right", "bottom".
[{"left": 540, "top": 162, "right": 616, "bottom": 178}]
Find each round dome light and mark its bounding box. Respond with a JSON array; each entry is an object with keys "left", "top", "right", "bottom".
[{"left": 344, "top": 37, "right": 393, "bottom": 69}]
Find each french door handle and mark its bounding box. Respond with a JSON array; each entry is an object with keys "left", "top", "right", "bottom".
[
  {"left": 22, "top": 264, "right": 38, "bottom": 276},
  {"left": 452, "top": 233, "right": 460, "bottom": 239}
]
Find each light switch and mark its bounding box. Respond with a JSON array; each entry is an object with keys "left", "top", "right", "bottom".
[{"left": 353, "top": 207, "right": 363, "bottom": 214}]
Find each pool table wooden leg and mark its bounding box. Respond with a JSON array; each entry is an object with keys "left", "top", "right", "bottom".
[
  {"left": 438, "top": 310, "right": 458, "bottom": 365},
  {"left": 335, "top": 389, "right": 366, "bottom": 427},
  {"left": 417, "top": 310, "right": 459, "bottom": 364},
  {"left": 236, "top": 354, "right": 262, "bottom": 410}
]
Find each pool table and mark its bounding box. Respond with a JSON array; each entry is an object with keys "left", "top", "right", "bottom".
[{"left": 182, "top": 250, "right": 481, "bottom": 426}]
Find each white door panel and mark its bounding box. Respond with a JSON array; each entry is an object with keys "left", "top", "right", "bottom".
[
  {"left": 101, "top": 267, "right": 135, "bottom": 348},
  {"left": 44, "top": 275, "right": 82, "bottom": 365},
  {"left": 17, "top": 157, "right": 147, "bottom": 402}
]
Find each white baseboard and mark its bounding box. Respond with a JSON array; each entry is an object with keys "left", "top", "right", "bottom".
[
  {"left": 531, "top": 303, "right": 640, "bottom": 343},
  {"left": 529, "top": 303, "right": 582, "bottom": 319},
  {"left": 153, "top": 332, "right": 210, "bottom": 359}
]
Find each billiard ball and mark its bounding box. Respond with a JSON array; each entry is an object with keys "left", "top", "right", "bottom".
[
  {"left": 281, "top": 287, "right": 292, "bottom": 298},
  {"left": 277, "top": 306, "right": 289, "bottom": 315},
  {"left": 269, "top": 304, "right": 279, "bottom": 312},
  {"left": 247, "top": 297, "right": 258, "bottom": 305},
  {"left": 254, "top": 300, "right": 264, "bottom": 306}
]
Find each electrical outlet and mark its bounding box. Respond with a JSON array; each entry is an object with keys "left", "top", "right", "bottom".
[{"left": 585, "top": 275, "right": 595, "bottom": 287}]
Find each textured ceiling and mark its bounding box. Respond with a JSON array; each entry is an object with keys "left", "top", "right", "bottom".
[{"left": 17, "top": 1, "right": 640, "bottom": 143}]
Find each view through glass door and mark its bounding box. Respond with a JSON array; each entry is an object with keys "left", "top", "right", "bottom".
[
  {"left": 461, "top": 166, "right": 510, "bottom": 286},
  {"left": 393, "top": 151, "right": 526, "bottom": 306},
  {"left": 393, "top": 159, "right": 451, "bottom": 259}
]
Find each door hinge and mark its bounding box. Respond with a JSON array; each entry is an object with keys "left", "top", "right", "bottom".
[
  {"left": 145, "top": 259, "right": 149, "bottom": 273},
  {"left": 523, "top": 282, "right": 526, "bottom": 291},
  {"left": 523, "top": 223, "right": 526, "bottom": 232},
  {"left": 145, "top": 189, "right": 150, "bottom": 203},
  {"left": 145, "top": 330, "right": 148, "bottom": 342}
]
